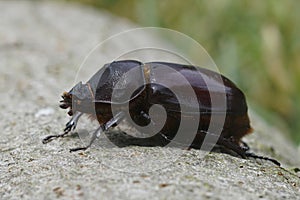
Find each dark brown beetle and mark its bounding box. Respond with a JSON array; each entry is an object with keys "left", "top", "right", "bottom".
[{"left": 43, "top": 60, "right": 280, "bottom": 166}]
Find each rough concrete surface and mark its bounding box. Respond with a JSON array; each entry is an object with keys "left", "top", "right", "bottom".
[{"left": 0, "top": 1, "right": 299, "bottom": 200}]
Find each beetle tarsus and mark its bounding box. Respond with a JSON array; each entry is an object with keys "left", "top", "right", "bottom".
[
  {"left": 42, "top": 130, "right": 71, "bottom": 144},
  {"left": 69, "top": 125, "right": 101, "bottom": 152},
  {"left": 245, "top": 152, "right": 281, "bottom": 166},
  {"left": 42, "top": 112, "right": 83, "bottom": 144},
  {"left": 69, "top": 146, "right": 89, "bottom": 152},
  {"left": 217, "top": 137, "right": 280, "bottom": 166}
]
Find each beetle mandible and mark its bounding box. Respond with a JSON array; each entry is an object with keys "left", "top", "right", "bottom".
[{"left": 43, "top": 60, "right": 280, "bottom": 166}]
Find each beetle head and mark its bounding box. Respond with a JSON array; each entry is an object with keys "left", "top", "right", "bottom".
[
  {"left": 60, "top": 82, "right": 94, "bottom": 115},
  {"left": 60, "top": 91, "right": 73, "bottom": 115}
]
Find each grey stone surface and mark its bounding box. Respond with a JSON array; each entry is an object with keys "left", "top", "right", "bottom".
[{"left": 0, "top": 1, "right": 299, "bottom": 199}]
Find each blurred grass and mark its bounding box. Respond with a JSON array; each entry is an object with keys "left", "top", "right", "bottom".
[{"left": 61, "top": 0, "right": 300, "bottom": 145}]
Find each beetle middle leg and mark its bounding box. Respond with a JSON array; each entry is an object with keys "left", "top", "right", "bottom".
[
  {"left": 69, "top": 112, "right": 125, "bottom": 152},
  {"left": 42, "top": 112, "right": 83, "bottom": 144}
]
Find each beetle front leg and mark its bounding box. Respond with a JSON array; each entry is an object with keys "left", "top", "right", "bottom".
[
  {"left": 69, "top": 112, "right": 125, "bottom": 152},
  {"left": 64, "top": 112, "right": 83, "bottom": 133},
  {"left": 42, "top": 112, "right": 83, "bottom": 144}
]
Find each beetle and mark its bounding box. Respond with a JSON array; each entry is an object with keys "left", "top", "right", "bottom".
[{"left": 42, "top": 60, "right": 280, "bottom": 166}]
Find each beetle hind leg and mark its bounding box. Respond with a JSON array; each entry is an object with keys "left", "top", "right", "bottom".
[
  {"left": 217, "top": 137, "right": 248, "bottom": 159},
  {"left": 217, "top": 137, "right": 281, "bottom": 166},
  {"left": 240, "top": 141, "right": 250, "bottom": 151},
  {"left": 244, "top": 152, "right": 281, "bottom": 166}
]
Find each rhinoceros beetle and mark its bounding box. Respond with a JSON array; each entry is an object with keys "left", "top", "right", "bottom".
[{"left": 43, "top": 60, "right": 280, "bottom": 166}]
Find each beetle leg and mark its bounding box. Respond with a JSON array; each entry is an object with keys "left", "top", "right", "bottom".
[
  {"left": 240, "top": 141, "right": 250, "bottom": 151},
  {"left": 69, "top": 125, "right": 103, "bottom": 152},
  {"left": 42, "top": 112, "right": 83, "bottom": 144},
  {"left": 64, "top": 112, "right": 83, "bottom": 133},
  {"left": 194, "top": 132, "right": 248, "bottom": 158},
  {"left": 102, "top": 112, "right": 126, "bottom": 131},
  {"left": 244, "top": 152, "right": 281, "bottom": 166},
  {"left": 69, "top": 112, "right": 125, "bottom": 152},
  {"left": 216, "top": 137, "right": 248, "bottom": 158},
  {"left": 140, "top": 111, "right": 151, "bottom": 122},
  {"left": 217, "top": 136, "right": 281, "bottom": 166}
]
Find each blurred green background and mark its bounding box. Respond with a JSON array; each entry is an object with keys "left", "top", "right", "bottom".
[{"left": 61, "top": 0, "right": 300, "bottom": 145}]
